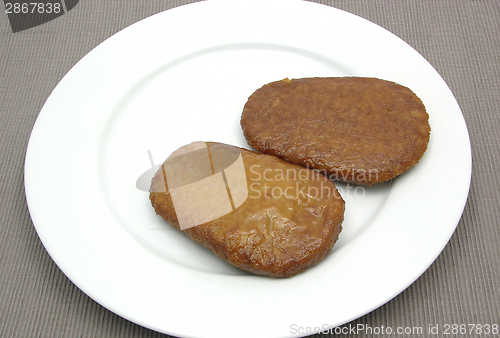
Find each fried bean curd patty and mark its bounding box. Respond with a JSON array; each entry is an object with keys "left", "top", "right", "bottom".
[
  {"left": 241, "top": 77, "right": 431, "bottom": 185},
  {"left": 149, "top": 142, "right": 345, "bottom": 278}
]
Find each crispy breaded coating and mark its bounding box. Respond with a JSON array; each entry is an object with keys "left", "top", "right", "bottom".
[
  {"left": 150, "top": 142, "right": 344, "bottom": 277},
  {"left": 241, "top": 77, "right": 430, "bottom": 185}
]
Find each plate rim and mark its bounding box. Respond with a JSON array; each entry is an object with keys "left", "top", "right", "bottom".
[{"left": 24, "top": 1, "right": 472, "bottom": 337}]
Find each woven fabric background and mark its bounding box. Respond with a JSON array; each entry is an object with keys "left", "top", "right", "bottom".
[{"left": 1, "top": 1, "right": 499, "bottom": 337}]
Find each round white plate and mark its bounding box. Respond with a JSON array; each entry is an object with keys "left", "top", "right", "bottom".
[{"left": 24, "top": 0, "right": 471, "bottom": 337}]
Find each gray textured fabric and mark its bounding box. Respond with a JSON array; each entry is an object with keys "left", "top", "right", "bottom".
[{"left": 1, "top": 1, "right": 499, "bottom": 337}]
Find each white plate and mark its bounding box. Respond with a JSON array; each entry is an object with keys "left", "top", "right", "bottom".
[{"left": 24, "top": 0, "right": 471, "bottom": 337}]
